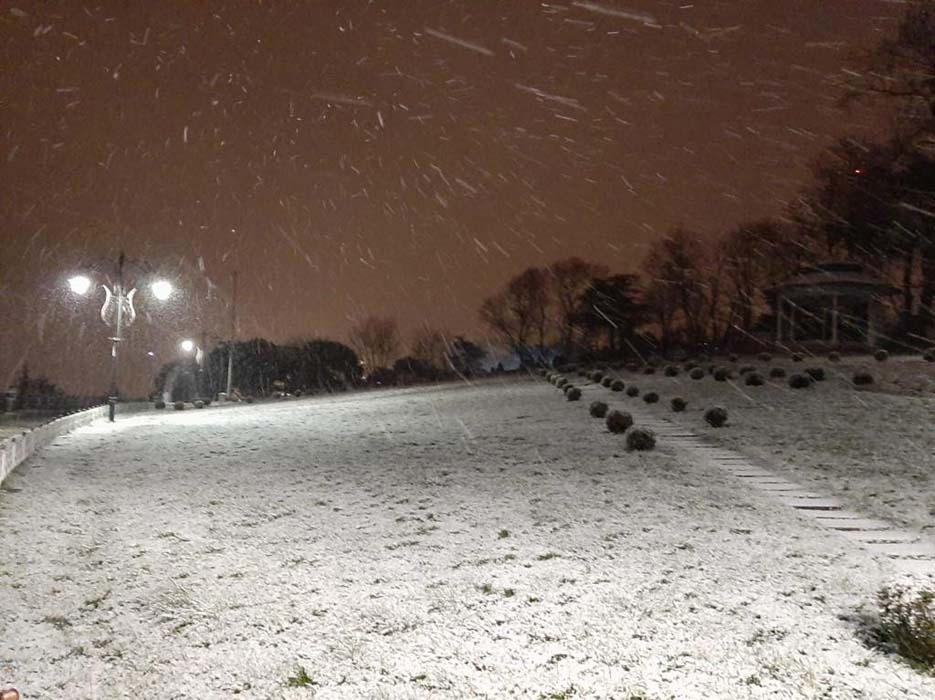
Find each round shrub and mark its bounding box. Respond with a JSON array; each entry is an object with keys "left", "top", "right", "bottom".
[
  {"left": 689, "top": 367, "right": 705, "bottom": 380},
  {"left": 791, "top": 352, "right": 804, "bottom": 363},
  {"left": 874, "top": 349, "right": 889, "bottom": 362},
  {"left": 173, "top": 401, "right": 185, "bottom": 410},
  {"left": 664, "top": 365, "right": 679, "bottom": 377},
  {"left": 713, "top": 367, "right": 732, "bottom": 382},
  {"left": 154, "top": 400, "right": 166, "bottom": 409},
  {"left": 704, "top": 406, "right": 728, "bottom": 428},
  {"left": 611, "top": 378, "right": 625, "bottom": 392},
  {"left": 602, "top": 375, "right": 614, "bottom": 388},
  {"left": 769, "top": 367, "right": 786, "bottom": 379},
  {"left": 744, "top": 372, "right": 764, "bottom": 386},
  {"left": 670, "top": 397, "right": 687, "bottom": 412},
  {"left": 924, "top": 349, "right": 935, "bottom": 363},
  {"left": 643, "top": 366, "right": 656, "bottom": 375},
  {"left": 684, "top": 361, "right": 698, "bottom": 371},
  {"left": 805, "top": 367, "right": 826, "bottom": 382},
  {"left": 557, "top": 377, "right": 569, "bottom": 389},
  {"left": 758, "top": 352, "right": 771, "bottom": 363},
  {"left": 625, "top": 426, "right": 657, "bottom": 451},
  {"left": 589, "top": 400, "right": 609, "bottom": 418},
  {"left": 605, "top": 409, "right": 634, "bottom": 434},
  {"left": 194, "top": 400, "right": 205, "bottom": 409},
  {"left": 739, "top": 365, "right": 756, "bottom": 375},
  {"left": 728, "top": 353, "right": 739, "bottom": 363},
  {"left": 625, "top": 385, "right": 640, "bottom": 397},
  {"left": 828, "top": 351, "right": 841, "bottom": 363},
  {"left": 643, "top": 392, "right": 659, "bottom": 404},
  {"left": 566, "top": 387, "right": 582, "bottom": 401},
  {"left": 853, "top": 372, "right": 874, "bottom": 386},
  {"left": 788, "top": 373, "right": 812, "bottom": 389},
  {"left": 539, "top": 368, "right": 549, "bottom": 377},
  {"left": 591, "top": 370, "right": 605, "bottom": 382}
]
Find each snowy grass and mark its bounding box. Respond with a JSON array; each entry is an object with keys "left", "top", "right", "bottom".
[
  {"left": 1, "top": 379, "right": 934, "bottom": 697},
  {"left": 606, "top": 355, "right": 935, "bottom": 535}
]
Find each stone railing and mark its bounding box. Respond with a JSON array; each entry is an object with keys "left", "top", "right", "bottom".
[{"left": 0, "top": 405, "right": 108, "bottom": 486}]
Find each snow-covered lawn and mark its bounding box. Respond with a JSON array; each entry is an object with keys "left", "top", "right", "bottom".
[
  {"left": 1, "top": 379, "right": 933, "bottom": 698},
  {"left": 591, "top": 356, "right": 935, "bottom": 536}
]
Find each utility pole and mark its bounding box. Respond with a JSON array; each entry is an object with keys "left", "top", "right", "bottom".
[{"left": 226, "top": 271, "right": 238, "bottom": 397}]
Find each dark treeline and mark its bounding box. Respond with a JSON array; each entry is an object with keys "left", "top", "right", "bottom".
[{"left": 481, "top": 6, "right": 935, "bottom": 362}]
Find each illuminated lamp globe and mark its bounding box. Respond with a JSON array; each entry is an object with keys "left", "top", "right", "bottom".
[
  {"left": 179, "top": 339, "right": 195, "bottom": 353},
  {"left": 68, "top": 275, "right": 92, "bottom": 296},
  {"left": 150, "top": 279, "right": 173, "bottom": 301}
]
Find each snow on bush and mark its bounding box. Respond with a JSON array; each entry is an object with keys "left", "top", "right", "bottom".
[
  {"left": 589, "top": 400, "right": 608, "bottom": 418},
  {"left": 874, "top": 349, "right": 889, "bottom": 362},
  {"left": 625, "top": 385, "right": 640, "bottom": 397},
  {"left": 873, "top": 581, "right": 935, "bottom": 671},
  {"left": 605, "top": 409, "right": 634, "bottom": 433},
  {"left": 566, "top": 387, "right": 582, "bottom": 401},
  {"left": 601, "top": 375, "right": 614, "bottom": 388},
  {"left": 154, "top": 400, "right": 166, "bottom": 409},
  {"left": 625, "top": 426, "right": 656, "bottom": 451},
  {"left": 173, "top": 401, "right": 185, "bottom": 410},
  {"left": 744, "top": 372, "right": 764, "bottom": 387},
  {"left": 788, "top": 373, "right": 812, "bottom": 389},
  {"left": 556, "top": 377, "right": 569, "bottom": 389},
  {"left": 853, "top": 372, "right": 874, "bottom": 387},
  {"left": 670, "top": 397, "right": 687, "bottom": 412},
  {"left": 689, "top": 367, "right": 705, "bottom": 380},
  {"left": 642, "top": 391, "right": 659, "bottom": 404},
  {"left": 194, "top": 400, "right": 205, "bottom": 409},
  {"left": 611, "top": 378, "right": 625, "bottom": 392},
  {"left": 704, "top": 406, "right": 728, "bottom": 428}
]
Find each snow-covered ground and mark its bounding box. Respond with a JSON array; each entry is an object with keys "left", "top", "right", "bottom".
[
  {"left": 593, "top": 356, "right": 935, "bottom": 536},
  {"left": 1, "top": 378, "right": 933, "bottom": 699}
]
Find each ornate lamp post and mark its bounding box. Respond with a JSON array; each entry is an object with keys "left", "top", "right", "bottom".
[{"left": 67, "top": 252, "right": 174, "bottom": 421}]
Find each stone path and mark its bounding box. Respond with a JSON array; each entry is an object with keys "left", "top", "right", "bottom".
[{"left": 583, "top": 379, "right": 935, "bottom": 579}]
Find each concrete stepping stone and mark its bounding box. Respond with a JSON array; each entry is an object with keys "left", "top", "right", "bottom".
[{"left": 862, "top": 542, "right": 935, "bottom": 559}]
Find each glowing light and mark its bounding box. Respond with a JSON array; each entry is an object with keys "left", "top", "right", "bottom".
[
  {"left": 150, "top": 279, "right": 173, "bottom": 301},
  {"left": 179, "top": 339, "right": 195, "bottom": 353},
  {"left": 67, "top": 275, "right": 92, "bottom": 296},
  {"left": 147, "top": 351, "right": 155, "bottom": 357},
  {"left": 854, "top": 168, "right": 864, "bottom": 175}
]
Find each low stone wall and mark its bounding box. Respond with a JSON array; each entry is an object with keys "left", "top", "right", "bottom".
[{"left": 0, "top": 405, "right": 108, "bottom": 486}]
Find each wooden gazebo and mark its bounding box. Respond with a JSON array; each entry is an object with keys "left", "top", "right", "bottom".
[{"left": 765, "top": 262, "right": 898, "bottom": 347}]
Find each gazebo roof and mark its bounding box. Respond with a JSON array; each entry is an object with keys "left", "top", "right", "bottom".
[{"left": 766, "top": 262, "right": 899, "bottom": 299}]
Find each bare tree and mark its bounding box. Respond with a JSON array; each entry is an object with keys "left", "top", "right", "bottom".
[
  {"left": 348, "top": 316, "right": 399, "bottom": 370},
  {"left": 549, "top": 257, "right": 608, "bottom": 354},
  {"left": 410, "top": 325, "right": 449, "bottom": 370},
  {"left": 479, "top": 266, "right": 550, "bottom": 363}
]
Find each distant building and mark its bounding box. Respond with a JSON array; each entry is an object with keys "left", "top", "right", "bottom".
[{"left": 765, "top": 262, "right": 899, "bottom": 348}]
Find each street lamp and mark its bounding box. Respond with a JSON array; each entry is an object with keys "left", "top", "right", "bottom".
[{"left": 68, "top": 252, "right": 174, "bottom": 421}]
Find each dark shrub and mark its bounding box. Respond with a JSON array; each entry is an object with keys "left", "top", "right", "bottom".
[
  {"left": 670, "top": 397, "right": 687, "bottom": 412},
  {"left": 625, "top": 385, "right": 640, "bottom": 397},
  {"left": 566, "top": 387, "right": 582, "bottom": 401},
  {"left": 625, "top": 426, "right": 657, "bottom": 451},
  {"left": 744, "top": 372, "right": 764, "bottom": 386},
  {"left": 788, "top": 373, "right": 812, "bottom": 389},
  {"left": 611, "top": 378, "right": 625, "bottom": 392},
  {"left": 684, "top": 361, "right": 698, "bottom": 371},
  {"left": 173, "top": 401, "right": 185, "bottom": 410},
  {"left": 643, "top": 392, "right": 659, "bottom": 404},
  {"left": 643, "top": 366, "right": 656, "bottom": 375},
  {"left": 592, "top": 370, "right": 605, "bottom": 382},
  {"left": 805, "top": 367, "right": 826, "bottom": 382},
  {"left": 689, "top": 367, "right": 705, "bottom": 380},
  {"left": 925, "top": 349, "right": 935, "bottom": 363},
  {"left": 874, "top": 349, "right": 889, "bottom": 362},
  {"left": 853, "top": 372, "right": 874, "bottom": 386},
  {"left": 245, "top": 396, "right": 255, "bottom": 404},
  {"left": 605, "top": 409, "right": 634, "bottom": 434},
  {"left": 714, "top": 367, "right": 732, "bottom": 382},
  {"left": 194, "top": 399, "right": 205, "bottom": 409},
  {"left": 664, "top": 365, "right": 679, "bottom": 377},
  {"left": 873, "top": 584, "right": 935, "bottom": 670},
  {"left": 557, "top": 377, "right": 569, "bottom": 389},
  {"left": 704, "top": 406, "right": 728, "bottom": 427},
  {"left": 589, "top": 401, "right": 609, "bottom": 418},
  {"left": 154, "top": 400, "right": 166, "bottom": 409},
  {"left": 791, "top": 352, "right": 803, "bottom": 362},
  {"left": 758, "top": 352, "right": 771, "bottom": 362},
  {"left": 602, "top": 375, "right": 614, "bottom": 388},
  {"left": 539, "top": 368, "right": 549, "bottom": 377},
  {"left": 828, "top": 351, "right": 841, "bottom": 363},
  {"left": 728, "top": 353, "right": 738, "bottom": 363},
  {"left": 739, "top": 365, "right": 756, "bottom": 375},
  {"left": 769, "top": 367, "right": 786, "bottom": 379}
]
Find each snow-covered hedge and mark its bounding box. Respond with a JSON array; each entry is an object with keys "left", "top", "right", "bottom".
[
  {"left": 625, "top": 426, "right": 656, "bottom": 451},
  {"left": 874, "top": 581, "right": 935, "bottom": 671},
  {"left": 671, "top": 397, "right": 687, "bottom": 412},
  {"left": 589, "top": 401, "right": 608, "bottom": 418},
  {"left": 605, "top": 409, "right": 633, "bottom": 434},
  {"left": 704, "top": 406, "right": 728, "bottom": 428}
]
